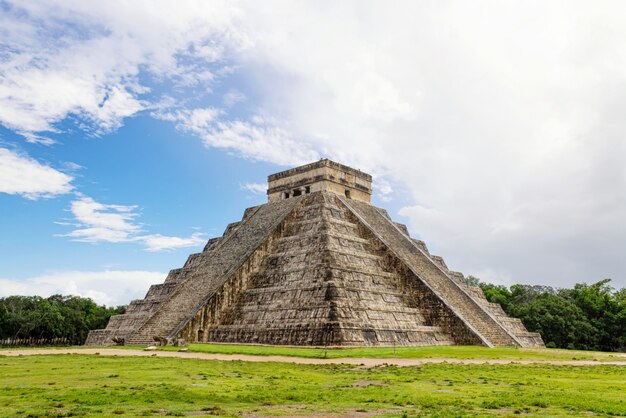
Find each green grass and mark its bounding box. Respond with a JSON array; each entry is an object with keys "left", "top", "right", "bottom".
[
  {"left": 0, "top": 345, "right": 76, "bottom": 351},
  {"left": 6, "top": 343, "right": 626, "bottom": 363},
  {"left": 0, "top": 354, "right": 625, "bottom": 417},
  {"left": 153, "top": 343, "right": 626, "bottom": 362},
  {"left": 13, "top": 342, "right": 626, "bottom": 362}
]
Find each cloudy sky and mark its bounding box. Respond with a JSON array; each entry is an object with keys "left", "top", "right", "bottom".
[{"left": 1, "top": 1, "right": 625, "bottom": 306}]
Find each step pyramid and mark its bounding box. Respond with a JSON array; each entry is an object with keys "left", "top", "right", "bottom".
[{"left": 86, "top": 160, "right": 544, "bottom": 347}]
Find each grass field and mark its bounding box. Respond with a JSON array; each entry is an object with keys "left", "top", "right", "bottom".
[
  {"left": 156, "top": 343, "right": 626, "bottom": 362},
  {"left": 1, "top": 351, "right": 625, "bottom": 417},
  {"left": 5, "top": 344, "right": 626, "bottom": 364}
]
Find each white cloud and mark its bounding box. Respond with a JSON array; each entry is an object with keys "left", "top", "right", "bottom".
[
  {"left": 223, "top": 89, "right": 246, "bottom": 107},
  {"left": 240, "top": 182, "right": 267, "bottom": 195},
  {"left": 63, "top": 195, "right": 206, "bottom": 252},
  {"left": 0, "top": 0, "right": 246, "bottom": 135},
  {"left": 142, "top": 233, "right": 205, "bottom": 252},
  {"left": 0, "top": 147, "right": 73, "bottom": 199},
  {"left": 375, "top": 178, "right": 393, "bottom": 202},
  {"left": 152, "top": 107, "right": 222, "bottom": 135},
  {"left": 0, "top": 270, "right": 164, "bottom": 306},
  {"left": 2, "top": 1, "right": 626, "bottom": 288},
  {"left": 18, "top": 132, "right": 56, "bottom": 146},
  {"left": 212, "top": 1, "right": 626, "bottom": 288},
  {"left": 60, "top": 161, "right": 84, "bottom": 173},
  {"left": 201, "top": 117, "right": 318, "bottom": 165},
  {"left": 155, "top": 106, "right": 318, "bottom": 165},
  {"left": 65, "top": 196, "right": 141, "bottom": 243}
]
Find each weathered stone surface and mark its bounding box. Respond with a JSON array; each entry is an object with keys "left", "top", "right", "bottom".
[
  {"left": 86, "top": 160, "right": 543, "bottom": 348},
  {"left": 178, "top": 192, "right": 475, "bottom": 346},
  {"left": 268, "top": 159, "right": 372, "bottom": 203}
]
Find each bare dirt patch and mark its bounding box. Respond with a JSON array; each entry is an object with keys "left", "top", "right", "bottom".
[
  {"left": 2, "top": 348, "right": 626, "bottom": 367},
  {"left": 350, "top": 380, "right": 385, "bottom": 387},
  {"left": 242, "top": 408, "right": 393, "bottom": 418}
]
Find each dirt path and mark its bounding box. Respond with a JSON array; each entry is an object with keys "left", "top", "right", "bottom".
[{"left": 2, "top": 348, "right": 626, "bottom": 367}]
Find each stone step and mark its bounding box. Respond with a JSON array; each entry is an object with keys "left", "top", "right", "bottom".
[
  {"left": 276, "top": 230, "right": 370, "bottom": 245},
  {"left": 284, "top": 216, "right": 359, "bottom": 233},
  {"left": 126, "top": 196, "right": 303, "bottom": 343},
  {"left": 206, "top": 323, "right": 445, "bottom": 333},
  {"left": 240, "top": 283, "right": 424, "bottom": 299},
  {"left": 339, "top": 196, "right": 520, "bottom": 348}
]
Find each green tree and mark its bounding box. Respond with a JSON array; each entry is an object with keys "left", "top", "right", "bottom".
[
  {"left": 509, "top": 292, "right": 599, "bottom": 350},
  {"left": 479, "top": 283, "right": 512, "bottom": 311},
  {"left": 472, "top": 278, "right": 626, "bottom": 352},
  {"left": 565, "top": 280, "right": 626, "bottom": 351},
  {"left": 0, "top": 295, "right": 126, "bottom": 345}
]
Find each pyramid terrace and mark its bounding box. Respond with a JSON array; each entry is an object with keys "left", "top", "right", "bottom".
[{"left": 87, "top": 160, "right": 543, "bottom": 348}]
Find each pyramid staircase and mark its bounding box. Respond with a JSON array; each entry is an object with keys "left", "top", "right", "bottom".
[
  {"left": 201, "top": 192, "right": 463, "bottom": 346},
  {"left": 86, "top": 159, "right": 543, "bottom": 347},
  {"left": 87, "top": 190, "right": 543, "bottom": 347}
]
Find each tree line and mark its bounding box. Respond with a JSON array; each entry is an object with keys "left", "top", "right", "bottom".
[
  {"left": 470, "top": 277, "right": 626, "bottom": 352},
  {"left": 0, "top": 295, "right": 125, "bottom": 345}
]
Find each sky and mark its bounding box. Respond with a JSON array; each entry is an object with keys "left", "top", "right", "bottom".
[{"left": 1, "top": 1, "right": 625, "bottom": 306}]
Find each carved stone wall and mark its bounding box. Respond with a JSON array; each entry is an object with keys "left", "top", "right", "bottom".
[
  {"left": 176, "top": 193, "right": 483, "bottom": 346},
  {"left": 267, "top": 159, "right": 372, "bottom": 203},
  {"left": 86, "top": 161, "right": 543, "bottom": 348}
]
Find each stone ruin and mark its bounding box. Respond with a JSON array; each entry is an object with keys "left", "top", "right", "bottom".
[{"left": 86, "top": 159, "right": 544, "bottom": 348}]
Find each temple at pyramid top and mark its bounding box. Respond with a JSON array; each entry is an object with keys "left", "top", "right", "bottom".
[
  {"left": 267, "top": 159, "right": 372, "bottom": 203},
  {"left": 86, "top": 159, "right": 544, "bottom": 348}
]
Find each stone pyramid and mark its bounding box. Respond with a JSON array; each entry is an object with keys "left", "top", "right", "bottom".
[{"left": 86, "top": 160, "right": 543, "bottom": 347}]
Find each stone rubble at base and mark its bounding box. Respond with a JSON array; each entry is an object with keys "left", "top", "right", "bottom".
[{"left": 86, "top": 159, "right": 544, "bottom": 348}]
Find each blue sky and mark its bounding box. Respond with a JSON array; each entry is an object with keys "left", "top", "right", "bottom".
[{"left": 1, "top": 1, "right": 626, "bottom": 305}]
